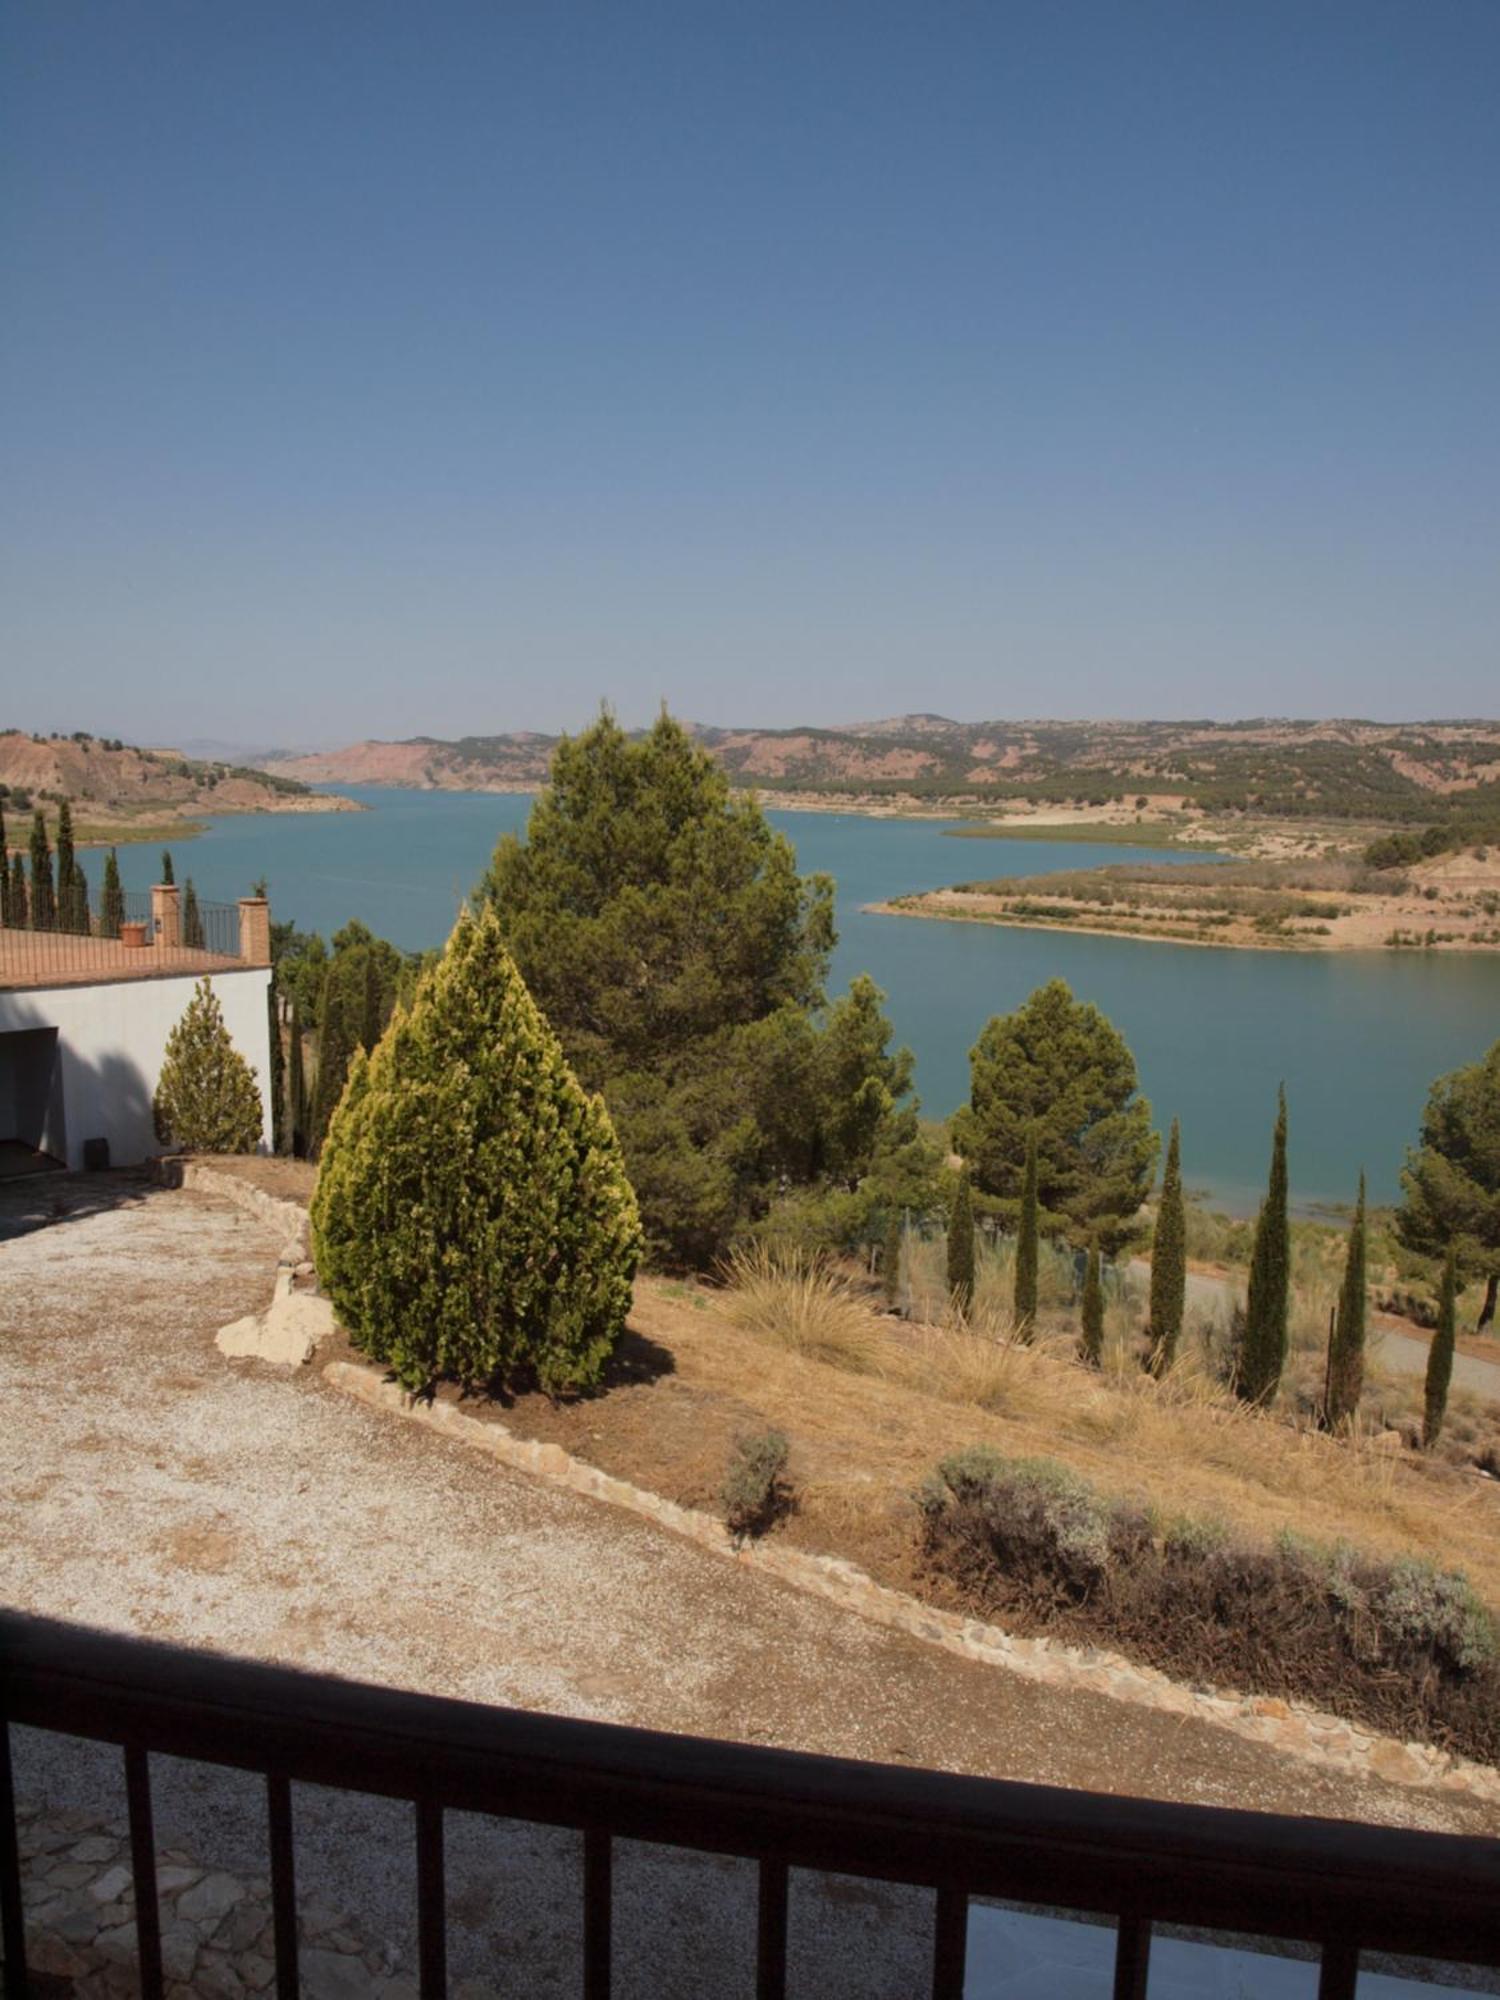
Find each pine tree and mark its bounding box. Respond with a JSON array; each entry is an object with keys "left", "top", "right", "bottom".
[
  {"left": 1424, "top": 1244, "right": 1458, "bottom": 1450},
  {"left": 1147, "top": 1117, "right": 1186, "bottom": 1375},
  {"left": 947, "top": 1166, "right": 976, "bottom": 1313},
  {"left": 309, "top": 951, "right": 366, "bottom": 1154},
  {"left": 55, "top": 801, "right": 80, "bottom": 932},
  {"left": 9, "top": 854, "right": 28, "bottom": 928},
  {"left": 0, "top": 797, "right": 9, "bottom": 925},
  {"left": 152, "top": 979, "right": 265, "bottom": 1152},
  {"left": 99, "top": 848, "right": 124, "bottom": 939},
  {"left": 28, "top": 810, "right": 55, "bottom": 929},
  {"left": 1325, "top": 1173, "right": 1368, "bottom": 1429},
  {"left": 288, "top": 997, "right": 308, "bottom": 1159},
  {"left": 1014, "top": 1129, "right": 1040, "bottom": 1337},
  {"left": 1080, "top": 1241, "right": 1104, "bottom": 1367},
  {"left": 160, "top": 849, "right": 175, "bottom": 885},
  {"left": 182, "top": 878, "right": 205, "bottom": 948},
  {"left": 881, "top": 1208, "right": 903, "bottom": 1311},
  {"left": 1237, "top": 1087, "right": 1290, "bottom": 1406},
  {"left": 268, "top": 985, "right": 286, "bottom": 1155},
  {"left": 310, "top": 905, "right": 642, "bottom": 1397}
]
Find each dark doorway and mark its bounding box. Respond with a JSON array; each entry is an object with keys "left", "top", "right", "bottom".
[{"left": 0, "top": 1027, "right": 66, "bottom": 1176}]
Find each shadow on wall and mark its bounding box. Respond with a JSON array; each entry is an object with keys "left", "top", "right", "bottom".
[{"left": 0, "top": 996, "right": 158, "bottom": 1174}]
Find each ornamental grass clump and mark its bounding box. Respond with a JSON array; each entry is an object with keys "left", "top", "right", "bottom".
[{"left": 311, "top": 906, "right": 642, "bottom": 1398}]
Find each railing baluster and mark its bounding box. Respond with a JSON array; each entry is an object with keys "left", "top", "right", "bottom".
[
  {"left": 1113, "top": 1914, "right": 1151, "bottom": 1999},
  {"left": 1319, "top": 1940, "right": 1360, "bottom": 1999},
  {"left": 755, "top": 1858, "right": 788, "bottom": 2000},
  {"left": 124, "top": 1745, "right": 165, "bottom": 2000},
  {"left": 416, "top": 1798, "right": 446, "bottom": 1999},
  {"left": 931, "top": 1886, "right": 967, "bottom": 2000},
  {"left": 583, "top": 1828, "right": 611, "bottom": 2000},
  {"left": 0, "top": 1723, "right": 29, "bottom": 1997},
  {"left": 266, "top": 1774, "right": 299, "bottom": 2000}
]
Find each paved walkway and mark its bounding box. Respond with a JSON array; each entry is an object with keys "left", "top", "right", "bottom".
[{"left": 4, "top": 1176, "right": 1496, "bottom": 1997}]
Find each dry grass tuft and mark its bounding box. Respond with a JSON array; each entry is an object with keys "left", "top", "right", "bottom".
[{"left": 721, "top": 1243, "right": 888, "bottom": 1374}]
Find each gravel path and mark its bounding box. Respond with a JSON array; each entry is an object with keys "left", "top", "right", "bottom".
[{"left": 4, "top": 1175, "right": 1497, "bottom": 1997}]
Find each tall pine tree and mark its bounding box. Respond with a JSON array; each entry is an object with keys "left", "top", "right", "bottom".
[
  {"left": 55, "top": 800, "right": 89, "bottom": 932},
  {"left": 1080, "top": 1241, "right": 1104, "bottom": 1367},
  {"left": 28, "top": 811, "right": 55, "bottom": 929},
  {"left": 947, "top": 1166, "right": 975, "bottom": 1313},
  {"left": 1424, "top": 1244, "right": 1458, "bottom": 1450},
  {"left": 1237, "top": 1087, "right": 1290, "bottom": 1406},
  {"left": 99, "top": 848, "right": 124, "bottom": 939},
  {"left": 1147, "top": 1117, "right": 1186, "bottom": 1375},
  {"left": 1325, "top": 1173, "right": 1368, "bottom": 1428},
  {"left": 1014, "top": 1129, "right": 1040, "bottom": 1337},
  {"left": 160, "top": 849, "right": 175, "bottom": 885}
]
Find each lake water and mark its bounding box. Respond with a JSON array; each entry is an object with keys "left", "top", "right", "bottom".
[{"left": 84, "top": 788, "right": 1500, "bottom": 1214}]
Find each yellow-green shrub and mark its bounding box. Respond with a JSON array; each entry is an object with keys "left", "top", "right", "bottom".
[{"left": 311, "top": 907, "right": 641, "bottom": 1396}]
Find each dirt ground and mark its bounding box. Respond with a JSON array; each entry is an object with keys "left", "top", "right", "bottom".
[{"left": 5, "top": 1175, "right": 1498, "bottom": 1994}]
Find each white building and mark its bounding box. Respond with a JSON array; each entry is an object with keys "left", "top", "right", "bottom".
[{"left": 0, "top": 886, "right": 273, "bottom": 1174}]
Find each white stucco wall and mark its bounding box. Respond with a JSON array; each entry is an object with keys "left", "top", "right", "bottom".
[{"left": 0, "top": 967, "right": 273, "bottom": 1169}]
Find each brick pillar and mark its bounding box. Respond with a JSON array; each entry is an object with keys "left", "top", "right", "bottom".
[
  {"left": 238, "top": 896, "right": 271, "bottom": 966},
  {"left": 151, "top": 883, "right": 181, "bottom": 949}
]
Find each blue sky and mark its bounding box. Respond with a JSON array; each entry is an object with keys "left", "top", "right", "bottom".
[{"left": 2, "top": 2, "right": 1496, "bottom": 744}]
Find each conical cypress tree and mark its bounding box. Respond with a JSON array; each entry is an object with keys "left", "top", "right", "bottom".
[
  {"left": 152, "top": 978, "right": 265, "bottom": 1152},
  {"left": 28, "top": 810, "right": 55, "bottom": 929},
  {"left": 881, "top": 1208, "right": 903, "bottom": 1311},
  {"left": 55, "top": 801, "right": 80, "bottom": 932},
  {"left": 1080, "top": 1241, "right": 1104, "bottom": 1367},
  {"left": 1325, "top": 1173, "right": 1368, "bottom": 1429},
  {"left": 182, "top": 878, "right": 205, "bottom": 948},
  {"left": 1014, "top": 1129, "right": 1040, "bottom": 1337},
  {"left": 160, "top": 849, "right": 175, "bottom": 885},
  {"left": 1148, "top": 1117, "right": 1186, "bottom": 1375},
  {"left": 1237, "top": 1087, "right": 1290, "bottom": 1406},
  {"left": 310, "top": 953, "right": 363, "bottom": 1155},
  {"left": 268, "top": 985, "right": 286, "bottom": 1155},
  {"left": 288, "top": 997, "right": 308, "bottom": 1159},
  {"left": 311, "top": 905, "right": 643, "bottom": 1397},
  {"left": 0, "top": 797, "right": 9, "bottom": 925},
  {"left": 1424, "top": 1245, "right": 1458, "bottom": 1450},
  {"left": 9, "top": 853, "right": 28, "bottom": 928},
  {"left": 947, "top": 1166, "right": 976, "bottom": 1313},
  {"left": 99, "top": 848, "right": 124, "bottom": 939}
]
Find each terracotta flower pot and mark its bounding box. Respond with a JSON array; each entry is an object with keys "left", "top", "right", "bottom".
[{"left": 120, "top": 920, "right": 149, "bottom": 949}]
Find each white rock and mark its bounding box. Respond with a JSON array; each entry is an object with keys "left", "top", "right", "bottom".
[
  {"left": 176, "top": 1871, "right": 244, "bottom": 1929},
  {"left": 215, "top": 1271, "right": 334, "bottom": 1367},
  {"left": 91, "top": 1864, "right": 134, "bottom": 1904}
]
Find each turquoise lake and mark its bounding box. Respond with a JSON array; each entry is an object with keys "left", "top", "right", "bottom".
[{"left": 86, "top": 788, "right": 1500, "bottom": 1214}]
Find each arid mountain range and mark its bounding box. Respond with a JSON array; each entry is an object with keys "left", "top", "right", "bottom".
[
  {"left": 260, "top": 718, "right": 1500, "bottom": 822},
  {"left": 0, "top": 730, "right": 353, "bottom": 832}
]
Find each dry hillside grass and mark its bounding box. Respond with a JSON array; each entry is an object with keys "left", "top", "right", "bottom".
[{"left": 492, "top": 1270, "right": 1500, "bottom": 1619}]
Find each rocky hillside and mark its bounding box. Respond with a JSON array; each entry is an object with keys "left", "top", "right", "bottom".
[
  {"left": 0, "top": 730, "right": 356, "bottom": 831},
  {"left": 261, "top": 717, "right": 1500, "bottom": 823}
]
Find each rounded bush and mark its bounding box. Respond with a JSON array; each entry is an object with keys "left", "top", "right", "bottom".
[{"left": 311, "top": 907, "right": 642, "bottom": 1396}]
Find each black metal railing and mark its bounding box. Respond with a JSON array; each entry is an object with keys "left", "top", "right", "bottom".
[
  {"left": 0, "top": 892, "right": 244, "bottom": 987},
  {"left": 3, "top": 1613, "right": 1499, "bottom": 1998}
]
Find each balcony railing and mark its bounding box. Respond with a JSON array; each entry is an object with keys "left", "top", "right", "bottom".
[
  {"left": 0, "top": 892, "right": 246, "bottom": 990},
  {"left": 3, "top": 1609, "right": 1499, "bottom": 1999}
]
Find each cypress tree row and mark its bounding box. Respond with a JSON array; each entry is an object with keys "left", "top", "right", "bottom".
[
  {"left": 1147, "top": 1116, "right": 1186, "bottom": 1375},
  {"left": 9, "top": 854, "right": 28, "bottom": 928},
  {"left": 947, "top": 1165, "right": 976, "bottom": 1313},
  {"left": 1424, "top": 1245, "right": 1458, "bottom": 1450},
  {"left": 881, "top": 1208, "right": 903, "bottom": 1311},
  {"left": 1325, "top": 1173, "right": 1368, "bottom": 1429},
  {"left": 28, "top": 810, "right": 56, "bottom": 930},
  {"left": 183, "top": 878, "right": 205, "bottom": 948},
  {"left": 56, "top": 802, "right": 77, "bottom": 932},
  {"left": 1080, "top": 1241, "right": 1104, "bottom": 1367},
  {"left": 0, "top": 797, "right": 9, "bottom": 925},
  {"left": 287, "top": 997, "right": 308, "bottom": 1159},
  {"left": 160, "top": 849, "right": 175, "bottom": 885},
  {"left": 99, "top": 849, "right": 124, "bottom": 939},
  {"left": 311, "top": 905, "right": 642, "bottom": 1397},
  {"left": 1237, "top": 1087, "right": 1290, "bottom": 1406},
  {"left": 1014, "top": 1129, "right": 1040, "bottom": 1337}
]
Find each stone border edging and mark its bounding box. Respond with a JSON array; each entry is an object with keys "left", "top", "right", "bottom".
[
  {"left": 321, "top": 1359, "right": 1500, "bottom": 1808},
  {"left": 150, "top": 1157, "right": 310, "bottom": 1251}
]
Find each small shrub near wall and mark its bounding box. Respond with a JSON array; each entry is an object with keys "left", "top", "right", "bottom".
[
  {"left": 918, "top": 1447, "right": 1500, "bottom": 1762},
  {"left": 721, "top": 1430, "right": 791, "bottom": 1542}
]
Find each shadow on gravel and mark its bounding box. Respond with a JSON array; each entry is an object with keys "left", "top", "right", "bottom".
[{"left": 0, "top": 1167, "right": 158, "bottom": 1244}]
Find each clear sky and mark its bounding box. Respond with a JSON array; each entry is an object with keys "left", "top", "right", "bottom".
[{"left": 2, "top": 2, "right": 1496, "bottom": 745}]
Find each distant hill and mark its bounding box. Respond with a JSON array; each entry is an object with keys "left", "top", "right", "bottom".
[
  {"left": 259, "top": 717, "right": 1500, "bottom": 824},
  {"left": 0, "top": 729, "right": 357, "bottom": 835}
]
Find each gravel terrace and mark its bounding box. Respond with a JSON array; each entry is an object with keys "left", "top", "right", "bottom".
[{"left": 3, "top": 1174, "right": 1498, "bottom": 1997}]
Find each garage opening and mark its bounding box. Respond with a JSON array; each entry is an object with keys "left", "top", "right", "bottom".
[{"left": 0, "top": 1026, "right": 67, "bottom": 1178}]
